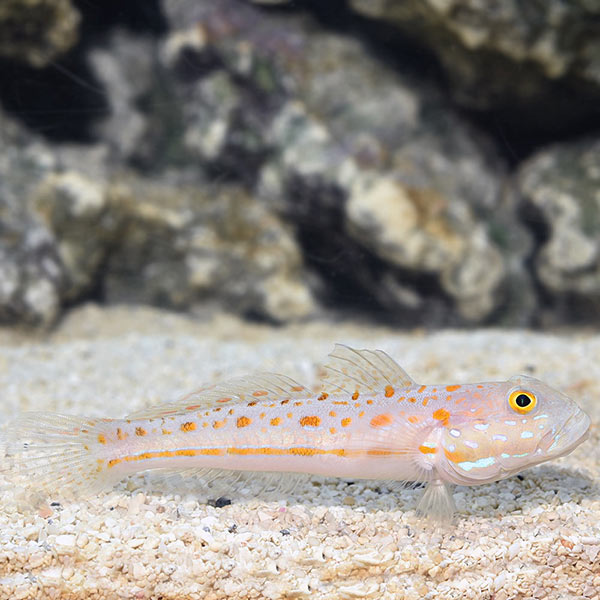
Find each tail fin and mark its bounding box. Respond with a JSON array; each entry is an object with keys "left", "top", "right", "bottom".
[{"left": 1, "top": 412, "right": 120, "bottom": 503}]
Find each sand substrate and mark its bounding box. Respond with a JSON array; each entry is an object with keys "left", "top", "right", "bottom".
[{"left": 0, "top": 305, "right": 599, "bottom": 600}]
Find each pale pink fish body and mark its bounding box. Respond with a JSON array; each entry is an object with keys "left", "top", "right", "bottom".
[{"left": 2, "top": 345, "right": 591, "bottom": 518}]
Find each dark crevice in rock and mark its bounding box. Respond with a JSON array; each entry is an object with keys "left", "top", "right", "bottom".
[
  {"left": 461, "top": 87, "right": 600, "bottom": 168},
  {"left": 294, "top": 0, "right": 352, "bottom": 31},
  {"left": 0, "top": 0, "right": 166, "bottom": 142},
  {"left": 72, "top": 0, "right": 167, "bottom": 39},
  {"left": 282, "top": 176, "right": 455, "bottom": 327},
  {"left": 0, "top": 53, "right": 109, "bottom": 142}
]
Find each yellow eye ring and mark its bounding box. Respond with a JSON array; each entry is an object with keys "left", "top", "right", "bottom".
[{"left": 509, "top": 390, "right": 537, "bottom": 414}]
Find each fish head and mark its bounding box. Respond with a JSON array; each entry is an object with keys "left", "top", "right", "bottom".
[{"left": 438, "top": 376, "right": 590, "bottom": 486}]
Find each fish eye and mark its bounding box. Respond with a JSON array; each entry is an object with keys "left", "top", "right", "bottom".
[{"left": 509, "top": 390, "right": 537, "bottom": 414}]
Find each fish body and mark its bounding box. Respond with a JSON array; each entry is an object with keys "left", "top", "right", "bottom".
[{"left": 2, "top": 345, "right": 590, "bottom": 518}]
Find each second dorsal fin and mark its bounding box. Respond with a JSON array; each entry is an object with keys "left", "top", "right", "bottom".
[
  {"left": 319, "top": 344, "right": 415, "bottom": 395},
  {"left": 126, "top": 373, "right": 310, "bottom": 420}
]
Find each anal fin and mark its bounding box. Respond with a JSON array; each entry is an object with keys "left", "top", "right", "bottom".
[{"left": 417, "top": 479, "right": 456, "bottom": 522}]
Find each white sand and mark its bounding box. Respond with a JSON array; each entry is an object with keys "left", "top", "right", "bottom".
[{"left": 0, "top": 305, "right": 599, "bottom": 599}]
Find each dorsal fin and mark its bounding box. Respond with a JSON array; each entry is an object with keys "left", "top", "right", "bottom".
[
  {"left": 126, "top": 373, "right": 310, "bottom": 419},
  {"left": 319, "top": 344, "right": 415, "bottom": 395}
]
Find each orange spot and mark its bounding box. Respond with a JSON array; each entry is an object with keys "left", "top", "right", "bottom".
[
  {"left": 366, "top": 399, "right": 373, "bottom": 405},
  {"left": 202, "top": 422, "right": 208, "bottom": 428},
  {"left": 270, "top": 417, "right": 282, "bottom": 426},
  {"left": 397, "top": 396, "right": 405, "bottom": 403},
  {"left": 291, "top": 386, "right": 304, "bottom": 392},
  {"left": 455, "top": 397, "right": 466, "bottom": 405},
  {"left": 446, "top": 385, "right": 461, "bottom": 392},
  {"left": 217, "top": 397, "right": 232, "bottom": 403},
  {"left": 285, "top": 412, "right": 291, "bottom": 418},
  {"left": 294, "top": 401, "right": 303, "bottom": 407},
  {"left": 213, "top": 419, "right": 226, "bottom": 429},
  {"left": 384, "top": 385, "right": 395, "bottom": 398},
  {"left": 259, "top": 412, "right": 265, "bottom": 419},
  {"left": 418, "top": 385, "right": 426, "bottom": 394},
  {"left": 318, "top": 392, "right": 329, "bottom": 401},
  {"left": 370, "top": 413, "right": 394, "bottom": 428},
  {"left": 185, "top": 404, "right": 202, "bottom": 410},
  {"left": 214, "top": 407, "right": 222, "bottom": 412},
  {"left": 446, "top": 396, "right": 453, "bottom": 402},
  {"left": 97, "top": 434, "right": 106, "bottom": 445},
  {"left": 408, "top": 397, "right": 416, "bottom": 403},
  {"left": 358, "top": 411, "right": 365, "bottom": 418},
  {"left": 408, "top": 416, "right": 419, "bottom": 424},
  {"left": 472, "top": 392, "right": 481, "bottom": 400},
  {"left": 352, "top": 391, "right": 359, "bottom": 401},
  {"left": 228, "top": 409, "right": 234, "bottom": 415},
  {"left": 280, "top": 399, "right": 290, "bottom": 405},
  {"left": 477, "top": 385, "right": 484, "bottom": 389},
  {"left": 300, "top": 416, "right": 321, "bottom": 427},
  {"left": 329, "top": 411, "right": 337, "bottom": 417},
  {"left": 116, "top": 428, "right": 128, "bottom": 440},
  {"left": 341, "top": 417, "right": 352, "bottom": 427},
  {"left": 419, "top": 445, "right": 437, "bottom": 454},
  {"left": 135, "top": 427, "right": 146, "bottom": 437},
  {"left": 422, "top": 398, "right": 429, "bottom": 407},
  {"left": 330, "top": 427, "right": 337, "bottom": 434},
  {"left": 253, "top": 390, "right": 268, "bottom": 397},
  {"left": 237, "top": 416, "right": 252, "bottom": 428},
  {"left": 354, "top": 402, "right": 361, "bottom": 408},
  {"left": 433, "top": 408, "right": 450, "bottom": 425},
  {"left": 443, "top": 448, "right": 466, "bottom": 463},
  {"left": 162, "top": 428, "right": 172, "bottom": 435},
  {"left": 247, "top": 401, "right": 257, "bottom": 407},
  {"left": 181, "top": 421, "right": 197, "bottom": 432},
  {"left": 333, "top": 401, "right": 348, "bottom": 406}
]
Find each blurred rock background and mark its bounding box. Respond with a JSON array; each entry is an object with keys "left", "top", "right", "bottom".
[{"left": 0, "top": 0, "right": 598, "bottom": 329}]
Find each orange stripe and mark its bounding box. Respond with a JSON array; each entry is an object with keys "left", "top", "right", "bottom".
[
  {"left": 107, "top": 447, "right": 224, "bottom": 467},
  {"left": 107, "top": 445, "right": 412, "bottom": 467}
]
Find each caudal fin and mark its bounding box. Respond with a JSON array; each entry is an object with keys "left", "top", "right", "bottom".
[{"left": 1, "top": 412, "right": 120, "bottom": 503}]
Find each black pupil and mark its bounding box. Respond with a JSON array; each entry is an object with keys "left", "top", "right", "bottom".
[{"left": 515, "top": 394, "right": 531, "bottom": 408}]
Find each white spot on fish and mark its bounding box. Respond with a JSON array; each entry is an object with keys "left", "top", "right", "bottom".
[
  {"left": 447, "top": 444, "right": 456, "bottom": 452},
  {"left": 422, "top": 441, "right": 437, "bottom": 449},
  {"left": 457, "top": 456, "right": 495, "bottom": 471},
  {"left": 538, "top": 424, "right": 545, "bottom": 430},
  {"left": 504, "top": 420, "right": 517, "bottom": 426},
  {"left": 450, "top": 429, "right": 460, "bottom": 438},
  {"left": 521, "top": 431, "right": 534, "bottom": 439},
  {"left": 474, "top": 423, "right": 489, "bottom": 431},
  {"left": 533, "top": 414, "right": 548, "bottom": 420},
  {"left": 492, "top": 434, "right": 507, "bottom": 442},
  {"left": 501, "top": 453, "right": 510, "bottom": 458},
  {"left": 521, "top": 419, "right": 528, "bottom": 424},
  {"left": 512, "top": 452, "right": 529, "bottom": 458},
  {"left": 465, "top": 440, "right": 479, "bottom": 449}
]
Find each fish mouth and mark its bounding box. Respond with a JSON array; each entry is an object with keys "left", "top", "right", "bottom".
[{"left": 540, "top": 409, "right": 591, "bottom": 458}]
